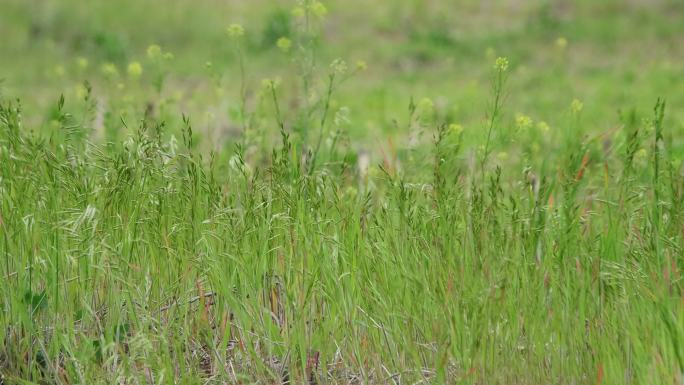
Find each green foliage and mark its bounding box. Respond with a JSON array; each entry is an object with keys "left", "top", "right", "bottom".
[{"left": 0, "top": 0, "right": 683, "bottom": 384}]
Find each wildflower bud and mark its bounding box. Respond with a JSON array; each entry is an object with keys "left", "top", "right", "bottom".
[
  {"left": 76, "top": 57, "right": 89, "bottom": 70},
  {"left": 537, "top": 121, "right": 550, "bottom": 133},
  {"left": 494, "top": 57, "right": 509, "bottom": 72},
  {"left": 555, "top": 37, "right": 568, "bottom": 50},
  {"left": 311, "top": 1, "right": 328, "bottom": 18},
  {"left": 330, "top": 58, "right": 347, "bottom": 75},
  {"left": 147, "top": 44, "right": 162, "bottom": 60},
  {"left": 276, "top": 37, "right": 292, "bottom": 52},
  {"left": 571, "top": 99, "right": 584, "bottom": 114},
  {"left": 449, "top": 123, "right": 463, "bottom": 136},
  {"left": 635, "top": 148, "right": 648, "bottom": 160},
  {"left": 227, "top": 24, "right": 245, "bottom": 38},
  {"left": 291, "top": 6, "right": 305, "bottom": 18},
  {"left": 101, "top": 63, "right": 119, "bottom": 78},
  {"left": 515, "top": 113, "right": 533, "bottom": 132},
  {"left": 127, "top": 61, "right": 143, "bottom": 78},
  {"left": 261, "top": 78, "right": 281, "bottom": 91}
]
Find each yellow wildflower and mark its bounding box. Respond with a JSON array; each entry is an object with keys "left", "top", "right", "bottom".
[
  {"left": 537, "top": 121, "right": 550, "bottom": 133},
  {"left": 556, "top": 37, "right": 568, "bottom": 50},
  {"left": 571, "top": 99, "right": 584, "bottom": 113},
  {"left": 276, "top": 37, "right": 292, "bottom": 52},
  {"left": 449, "top": 123, "right": 464, "bottom": 136},
  {"left": 127, "top": 61, "right": 143, "bottom": 78},
  {"left": 515, "top": 113, "right": 533, "bottom": 131},
  {"left": 311, "top": 1, "right": 328, "bottom": 18},
  {"left": 76, "top": 57, "right": 89, "bottom": 70},
  {"left": 227, "top": 24, "right": 245, "bottom": 38},
  {"left": 330, "top": 58, "right": 347, "bottom": 75},
  {"left": 494, "top": 57, "right": 509, "bottom": 72},
  {"left": 147, "top": 44, "right": 162, "bottom": 60},
  {"left": 101, "top": 63, "right": 119, "bottom": 78}
]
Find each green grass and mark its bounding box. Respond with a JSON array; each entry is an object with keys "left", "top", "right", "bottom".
[{"left": 1, "top": 0, "right": 684, "bottom": 384}]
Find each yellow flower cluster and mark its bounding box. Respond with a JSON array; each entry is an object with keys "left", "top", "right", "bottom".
[
  {"left": 515, "top": 113, "right": 533, "bottom": 131},
  {"left": 494, "top": 57, "right": 509, "bottom": 72},
  {"left": 330, "top": 58, "right": 347, "bottom": 75},
  {"left": 76, "top": 57, "right": 89, "bottom": 70},
  {"left": 147, "top": 44, "right": 174, "bottom": 61},
  {"left": 556, "top": 37, "right": 568, "bottom": 50},
  {"left": 101, "top": 63, "right": 119, "bottom": 78},
  {"left": 127, "top": 61, "right": 143, "bottom": 78},
  {"left": 147, "top": 44, "right": 162, "bottom": 59},
  {"left": 276, "top": 37, "right": 292, "bottom": 52},
  {"left": 292, "top": 1, "right": 327, "bottom": 19},
  {"left": 449, "top": 123, "right": 464, "bottom": 136},
  {"left": 537, "top": 121, "right": 550, "bottom": 133},
  {"left": 227, "top": 24, "right": 245, "bottom": 38},
  {"left": 261, "top": 77, "right": 282, "bottom": 91},
  {"left": 571, "top": 99, "right": 584, "bottom": 113}
]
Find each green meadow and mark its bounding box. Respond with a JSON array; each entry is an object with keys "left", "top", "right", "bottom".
[{"left": 1, "top": 0, "right": 683, "bottom": 383}]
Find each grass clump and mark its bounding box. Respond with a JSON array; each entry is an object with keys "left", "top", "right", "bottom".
[
  {"left": 1, "top": 1, "right": 684, "bottom": 384},
  {"left": 1, "top": 65, "right": 683, "bottom": 384}
]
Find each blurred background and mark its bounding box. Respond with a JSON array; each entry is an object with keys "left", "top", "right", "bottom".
[{"left": 1, "top": 0, "right": 683, "bottom": 156}]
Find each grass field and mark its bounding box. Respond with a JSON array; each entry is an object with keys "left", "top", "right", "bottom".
[{"left": 1, "top": 0, "right": 684, "bottom": 384}]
